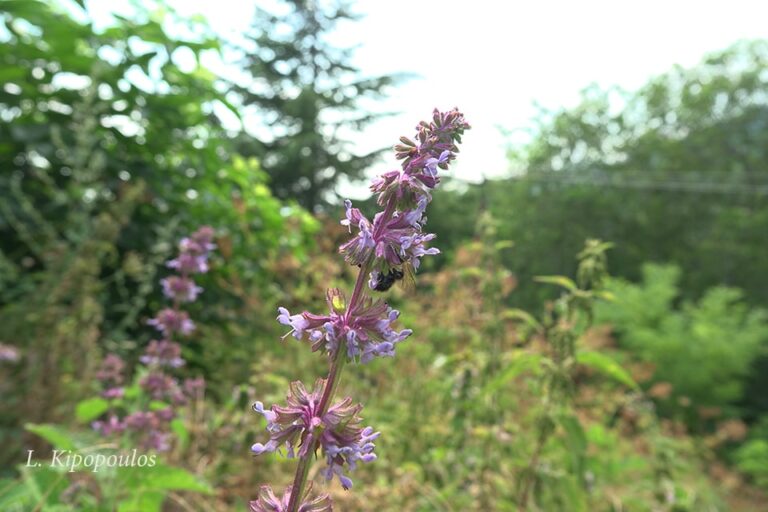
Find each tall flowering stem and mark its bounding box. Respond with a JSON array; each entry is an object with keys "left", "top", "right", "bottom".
[
  {"left": 92, "top": 227, "right": 214, "bottom": 451},
  {"left": 250, "top": 109, "right": 469, "bottom": 512}
]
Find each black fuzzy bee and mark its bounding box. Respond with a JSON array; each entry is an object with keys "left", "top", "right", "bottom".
[{"left": 373, "top": 268, "right": 404, "bottom": 292}]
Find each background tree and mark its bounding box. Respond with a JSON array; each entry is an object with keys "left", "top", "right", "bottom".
[
  {"left": 426, "top": 40, "right": 768, "bottom": 309},
  {"left": 423, "top": 40, "right": 768, "bottom": 435},
  {"left": 0, "top": 0, "right": 317, "bottom": 471},
  {"left": 236, "top": 0, "right": 398, "bottom": 211}
]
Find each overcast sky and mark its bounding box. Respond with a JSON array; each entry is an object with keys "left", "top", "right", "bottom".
[{"left": 89, "top": 0, "right": 768, "bottom": 195}]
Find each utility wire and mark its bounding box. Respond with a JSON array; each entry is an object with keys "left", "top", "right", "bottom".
[{"left": 503, "top": 170, "right": 768, "bottom": 196}]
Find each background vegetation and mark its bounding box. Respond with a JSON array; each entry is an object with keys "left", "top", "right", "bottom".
[{"left": 1, "top": 1, "right": 766, "bottom": 510}]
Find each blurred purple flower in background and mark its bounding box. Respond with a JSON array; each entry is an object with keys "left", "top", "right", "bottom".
[
  {"left": 0, "top": 343, "right": 20, "bottom": 363},
  {"left": 93, "top": 226, "right": 214, "bottom": 452}
]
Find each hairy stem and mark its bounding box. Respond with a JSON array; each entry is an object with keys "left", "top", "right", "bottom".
[
  {"left": 518, "top": 427, "right": 548, "bottom": 511},
  {"left": 286, "top": 258, "right": 373, "bottom": 512}
]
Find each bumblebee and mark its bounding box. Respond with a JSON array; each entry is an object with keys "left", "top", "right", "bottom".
[
  {"left": 373, "top": 263, "right": 416, "bottom": 292},
  {"left": 373, "top": 268, "right": 403, "bottom": 291}
]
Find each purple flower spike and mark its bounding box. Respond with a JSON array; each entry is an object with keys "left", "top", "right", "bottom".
[
  {"left": 250, "top": 110, "right": 468, "bottom": 506},
  {"left": 183, "top": 376, "right": 205, "bottom": 398},
  {"left": 190, "top": 225, "right": 216, "bottom": 250},
  {"left": 144, "top": 430, "right": 171, "bottom": 452},
  {"left": 339, "top": 201, "right": 439, "bottom": 271},
  {"left": 91, "top": 228, "right": 213, "bottom": 455}
]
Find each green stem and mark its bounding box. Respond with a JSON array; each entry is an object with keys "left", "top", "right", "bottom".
[{"left": 286, "top": 259, "right": 372, "bottom": 512}]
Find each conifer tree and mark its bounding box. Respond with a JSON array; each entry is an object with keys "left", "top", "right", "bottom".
[{"left": 237, "top": 0, "right": 397, "bottom": 211}]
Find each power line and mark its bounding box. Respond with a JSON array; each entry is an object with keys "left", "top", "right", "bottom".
[{"left": 507, "top": 170, "right": 768, "bottom": 195}]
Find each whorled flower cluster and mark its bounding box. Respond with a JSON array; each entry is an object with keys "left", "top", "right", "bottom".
[
  {"left": 251, "top": 379, "right": 379, "bottom": 490},
  {"left": 249, "top": 484, "right": 332, "bottom": 512},
  {"left": 277, "top": 289, "right": 412, "bottom": 363},
  {"left": 250, "top": 109, "right": 468, "bottom": 510},
  {"left": 92, "top": 227, "right": 213, "bottom": 451}
]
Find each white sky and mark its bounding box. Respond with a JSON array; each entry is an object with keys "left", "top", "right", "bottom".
[{"left": 88, "top": 0, "right": 768, "bottom": 196}]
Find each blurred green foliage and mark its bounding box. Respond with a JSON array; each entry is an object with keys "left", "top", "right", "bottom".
[
  {"left": 1, "top": 423, "right": 213, "bottom": 511},
  {"left": 596, "top": 264, "right": 768, "bottom": 422},
  {"left": 0, "top": 0, "right": 315, "bottom": 477},
  {"left": 429, "top": 41, "right": 768, "bottom": 311}
]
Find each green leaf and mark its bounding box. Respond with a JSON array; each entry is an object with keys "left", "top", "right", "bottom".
[
  {"left": 578, "top": 351, "right": 639, "bottom": 390},
  {"left": 482, "top": 352, "right": 542, "bottom": 395},
  {"left": 594, "top": 290, "right": 616, "bottom": 301},
  {"left": 119, "top": 464, "right": 213, "bottom": 495},
  {"left": 502, "top": 308, "right": 541, "bottom": 330},
  {"left": 554, "top": 475, "right": 588, "bottom": 512},
  {"left": 0, "top": 476, "right": 34, "bottom": 510},
  {"left": 76, "top": 397, "right": 110, "bottom": 423},
  {"left": 16, "top": 466, "right": 68, "bottom": 509},
  {"left": 25, "top": 424, "right": 77, "bottom": 451},
  {"left": 560, "top": 414, "right": 587, "bottom": 475},
  {"left": 534, "top": 275, "right": 578, "bottom": 291},
  {"left": 170, "top": 418, "right": 189, "bottom": 450},
  {"left": 148, "top": 400, "right": 170, "bottom": 411},
  {"left": 117, "top": 489, "right": 165, "bottom": 512},
  {"left": 123, "top": 384, "right": 141, "bottom": 399}
]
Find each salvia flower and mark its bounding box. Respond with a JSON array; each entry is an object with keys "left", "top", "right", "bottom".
[
  {"left": 184, "top": 376, "right": 206, "bottom": 398},
  {"left": 251, "top": 379, "right": 378, "bottom": 489},
  {"left": 148, "top": 308, "right": 195, "bottom": 337},
  {"left": 189, "top": 225, "right": 216, "bottom": 251},
  {"left": 140, "top": 340, "right": 185, "bottom": 368},
  {"left": 96, "top": 354, "right": 125, "bottom": 386},
  {"left": 102, "top": 387, "right": 125, "bottom": 399},
  {"left": 322, "top": 425, "right": 379, "bottom": 490},
  {"left": 161, "top": 276, "right": 203, "bottom": 302},
  {"left": 145, "top": 430, "right": 171, "bottom": 452},
  {"left": 249, "top": 485, "right": 332, "bottom": 512},
  {"left": 139, "top": 372, "right": 177, "bottom": 400},
  {"left": 124, "top": 411, "right": 160, "bottom": 432},
  {"left": 92, "top": 415, "right": 125, "bottom": 436},
  {"left": 0, "top": 343, "right": 20, "bottom": 363},
  {"left": 167, "top": 252, "right": 209, "bottom": 274},
  {"left": 167, "top": 226, "right": 216, "bottom": 275},
  {"left": 339, "top": 196, "right": 438, "bottom": 273},
  {"left": 277, "top": 290, "right": 412, "bottom": 362}
]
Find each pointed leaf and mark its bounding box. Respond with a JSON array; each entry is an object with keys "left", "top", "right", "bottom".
[
  {"left": 535, "top": 275, "right": 578, "bottom": 291},
  {"left": 578, "top": 351, "right": 639, "bottom": 390}
]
